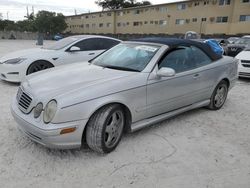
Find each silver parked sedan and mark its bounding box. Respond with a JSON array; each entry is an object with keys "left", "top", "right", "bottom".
[{"left": 11, "top": 38, "right": 238, "bottom": 153}]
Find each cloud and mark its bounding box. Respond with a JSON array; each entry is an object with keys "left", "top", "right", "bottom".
[
  {"left": 0, "top": 0, "right": 98, "bottom": 20},
  {"left": 0, "top": 0, "right": 181, "bottom": 21}
]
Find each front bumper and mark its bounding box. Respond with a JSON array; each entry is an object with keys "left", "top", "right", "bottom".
[
  {"left": 238, "top": 61, "right": 250, "bottom": 78},
  {"left": 0, "top": 63, "right": 26, "bottom": 83},
  {"left": 11, "top": 99, "right": 88, "bottom": 149}
]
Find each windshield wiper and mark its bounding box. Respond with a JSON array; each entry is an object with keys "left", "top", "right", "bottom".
[{"left": 102, "top": 65, "right": 140, "bottom": 72}]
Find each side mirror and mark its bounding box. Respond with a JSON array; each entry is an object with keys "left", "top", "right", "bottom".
[
  {"left": 157, "top": 67, "right": 176, "bottom": 77},
  {"left": 69, "top": 46, "right": 80, "bottom": 52}
]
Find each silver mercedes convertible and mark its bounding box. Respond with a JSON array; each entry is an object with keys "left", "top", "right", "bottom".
[{"left": 11, "top": 38, "right": 238, "bottom": 153}]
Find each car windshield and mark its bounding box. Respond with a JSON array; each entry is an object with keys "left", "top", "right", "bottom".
[
  {"left": 234, "top": 38, "right": 250, "bottom": 45},
  {"left": 92, "top": 43, "right": 159, "bottom": 72},
  {"left": 44, "top": 37, "right": 79, "bottom": 50}
]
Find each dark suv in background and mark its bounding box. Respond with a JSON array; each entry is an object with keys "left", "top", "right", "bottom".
[{"left": 227, "top": 36, "right": 250, "bottom": 57}]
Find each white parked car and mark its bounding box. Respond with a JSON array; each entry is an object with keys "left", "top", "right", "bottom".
[
  {"left": 0, "top": 35, "right": 121, "bottom": 83},
  {"left": 11, "top": 38, "right": 238, "bottom": 153},
  {"left": 236, "top": 48, "right": 250, "bottom": 78}
]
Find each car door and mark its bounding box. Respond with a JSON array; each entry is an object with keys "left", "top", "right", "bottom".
[
  {"left": 146, "top": 46, "right": 205, "bottom": 118},
  {"left": 190, "top": 45, "right": 220, "bottom": 100},
  {"left": 61, "top": 38, "right": 120, "bottom": 64}
]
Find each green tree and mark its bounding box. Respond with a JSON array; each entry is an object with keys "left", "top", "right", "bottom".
[
  {"left": 0, "top": 11, "right": 67, "bottom": 34},
  {"left": 16, "top": 20, "right": 35, "bottom": 32},
  {"left": 24, "top": 12, "right": 35, "bottom": 21},
  {"left": 34, "top": 11, "right": 67, "bottom": 34},
  {"left": 95, "top": 0, "right": 151, "bottom": 10},
  {"left": 0, "top": 20, "right": 17, "bottom": 31}
]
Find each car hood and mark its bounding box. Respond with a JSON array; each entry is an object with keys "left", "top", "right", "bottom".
[
  {"left": 0, "top": 48, "right": 54, "bottom": 61},
  {"left": 236, "top": 50, "right": 250, "bottom": 60},
  {"left": 24, "top": 63, "right": 137, "bottom": 99}
]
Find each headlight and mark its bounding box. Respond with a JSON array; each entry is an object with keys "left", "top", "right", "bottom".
[
  {"left": 3, "top": 58, "right": 26, "bottom": 64},
  {"left": 34, "top": 103, "right": 43, "bottom": 118},
  {"left": 43, "top": 100, "right": 57, "bottom": 124}
]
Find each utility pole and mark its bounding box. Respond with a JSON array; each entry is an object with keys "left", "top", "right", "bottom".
[
  {"left": 74, "top": 9, "right": 77, "bottom": 15},
  {"left": 32, "top": 6, "right": 34, "bottom": 15},
  {"left": 26, "top": 6, "right": 29, "bottom": 17},
  {"left": 6, "top": 11, "right": 9, "bottom": 20}
]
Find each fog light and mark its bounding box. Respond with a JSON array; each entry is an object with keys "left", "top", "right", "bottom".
[{"left": 34, "top": 103, "right": 43, "bottom": 118}]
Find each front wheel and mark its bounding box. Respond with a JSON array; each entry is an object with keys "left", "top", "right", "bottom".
[
  {"left": 27, "top": 61, "right": 53, "bottom": 75},
  {"left": 208, "top": 80, "right": 228, "bottom": 110},
  {"left": 86, "top": 104, "right": 125, "bottom": 153}
]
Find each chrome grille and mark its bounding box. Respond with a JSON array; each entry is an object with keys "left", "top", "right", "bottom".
[{"left": 16, "top": 87, "right": 32, "bottom": 113}]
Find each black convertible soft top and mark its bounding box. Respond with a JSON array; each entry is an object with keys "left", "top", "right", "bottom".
[{"left": 131, "top": 38, "right": 222, "bottom": 61}]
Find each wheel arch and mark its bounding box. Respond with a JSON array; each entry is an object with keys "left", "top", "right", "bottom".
[
  {"left": 26, "top": 60, "right": 54, "bottom": 75},
  {"left": 221, "top": 77, "right": 230, "bottom": 88}
]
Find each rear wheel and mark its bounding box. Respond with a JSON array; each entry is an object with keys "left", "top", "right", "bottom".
[
  {"left": 27, "top": 61, "right": 53, "bottom": 75},
  {"left": 86, "top": 104, "right": 125, "bottom": 153},
  {"left": 208, "top": 80, "right": 228, "bottom": 110}
]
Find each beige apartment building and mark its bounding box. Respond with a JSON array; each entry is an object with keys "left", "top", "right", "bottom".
[{"left": 65, "top": 0, "right": 250, "bottom": 35}]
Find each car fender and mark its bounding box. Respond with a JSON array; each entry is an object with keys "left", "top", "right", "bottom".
[{"left": 52, "top": 86, "right": 147, "bottom": 125}]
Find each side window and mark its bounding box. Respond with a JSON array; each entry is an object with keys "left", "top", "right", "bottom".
[
  {"left": 100, "top": 38, "right": 120, "bottom": 49},
  {"left": 191, "top": 46, "right": 212, "bottom": 67},
  {"left": 159, "top": 46, "right": 196, "bottom": 73},
  {"left": 73, "top": 38, "right": 120, "bottom": 51},
  {"left": 73, "top": 38, "right": 97, "bottom": 51}
]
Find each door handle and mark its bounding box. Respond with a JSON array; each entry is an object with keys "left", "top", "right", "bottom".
[
  {"left": 193, "top": 73, "right": 200, "bottom": 79},
  {"left": 88, "top": 53, "right": 95, "bottom": 55}
]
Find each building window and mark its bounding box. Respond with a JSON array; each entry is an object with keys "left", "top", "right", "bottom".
[
  {"left": 117, "top": 11, "right": 123, "bottom": 16},
  {"left": 107, "top": 12, "right": 112, "bottom": 16},
  {"left": 85, "top": 15, "right": 89, "bottom": 19},
  {"left": 92, "top": 15, "right": 96, "bottom": 18},
  {"left": 177, "top": 3, "right": 186, "bottom": 10},
  {"left": 106, "top": 23, "right": 111, "bottom": 27},
  {"left": 86, "top": 24, "right": 89, "bottom": 28},
  {"left": 194, "top": 1, "right": 199, "bottom": 6},
  {"left": 216, "top": 16, "right": 228, "bottom": 23},
  {"left": 144, "top": 21, "right": 148, "bottom": 24},
  {"left": 204, "top": 0, "right": 209, "bottom": 5},
  {"left": 150, "top": 21, "right": 154, "bottom": 24},
  {"left": 99, "top": 13, "right": 103, "bottom": 17},
  {"left": 134, "top": 10, "right": 140, "bottom": 14},
  {"left": 133, "top": 21, "right": 142, "bottom": 26},
  {"left": 117, "top": 23, "right": 121, "bottom": 27},
  {"left": 176, "top": 19, "right": 185, "bottom": 25},
  {"left": 201, "top": 17, "right": 207, "bottom": 21},
  {"left": 240, "top": 15, "right": 250, "bottom": 21},
  {"left": 99, "top": 23, "right": 103, "bottom": 27},
  {"left": 242, "top": 0, "right": 250, "bottom": 3},
  {"left": 127, "top": 22, "right": 130, "bottom": 25},
  {"left": 160, "top": 7, "right": 168, "bottom": 12},
  {"left": 92, "top": 23, "right": 96, "bottom": 28},
  {"left": 219, "top": 0, "right": 230, "bottom": 5},
  {"left": 192, "top": 18, "right": 197, "bottom": 22},
  {"left": 159, "top": 20, "right": 167, "bottom": 26}
]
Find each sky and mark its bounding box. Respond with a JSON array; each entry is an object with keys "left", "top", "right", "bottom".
[{"left": 0, "top": 0, "right": 180, "bottom": 21}]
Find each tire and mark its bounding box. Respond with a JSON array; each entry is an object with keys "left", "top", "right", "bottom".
[
  {"left": 86, "top": 104, "right": 125, "bottom": 153},
  {"left": 208, "top": 80, "right": 228, "bottom": 110},
  {"left": 27, "top": 61, "right": 53, "bottom": 75}
]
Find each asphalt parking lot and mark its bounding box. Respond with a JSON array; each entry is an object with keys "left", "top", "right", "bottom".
[{"left": 0, "top": 40, "right": 250, "bottom": 188}]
